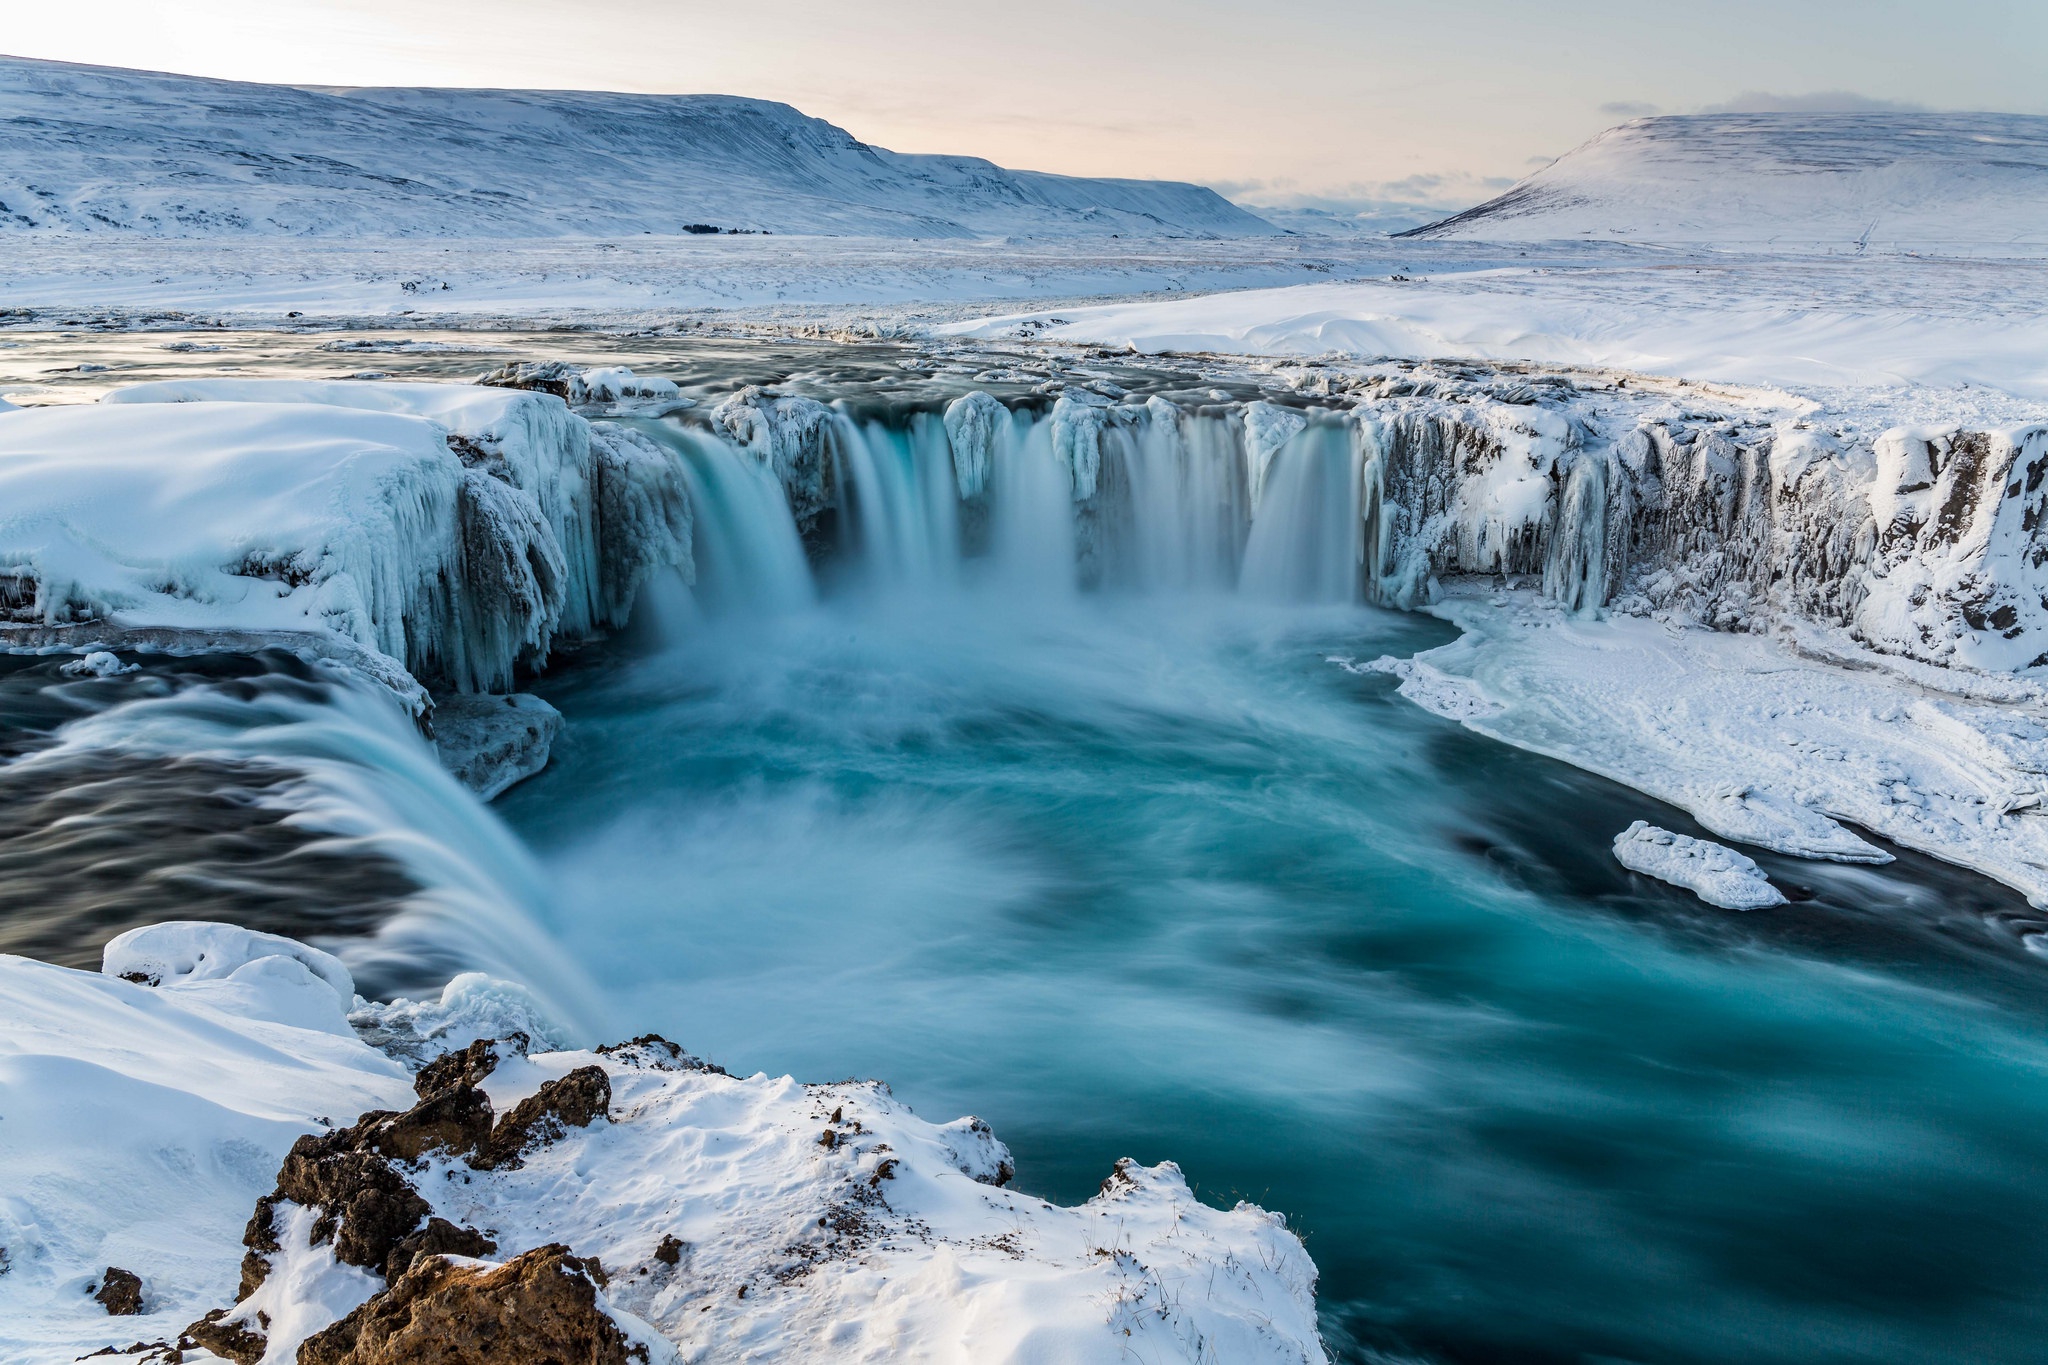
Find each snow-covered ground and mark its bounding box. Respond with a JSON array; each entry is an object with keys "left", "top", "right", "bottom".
[
  {"left": 943, "top": 256, "right": 2048, "bottom": 403},
  {"left": 0, "top": 924, "right": 1324, "bottom": 1364},
  {"left": 1404, "top": 112, "right": 2048, "bottom": 253},
  {"left": 0, "top": 56, "right": 1273, "bottom": 241},
  {"left": 1352, "top": 592, "right": 2048, "bottom": 915}
]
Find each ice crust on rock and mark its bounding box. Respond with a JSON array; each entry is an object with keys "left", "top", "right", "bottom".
[
  {"left": 430, "top": 692, "right": 563, "bottom": 801},
  {"left": 1612, "top": 821, "right": 1788, "bottom": 910},
  {"left": 0, "top": 927, "right": 1326, "bottom": 1365},
  {"left": 6, "top": 378, "right": 694, "bottom": 701},
  {"left": 0, "top": 400, "right": 557, "bottom": 694},
  {"left": 710, "top": 387, "right": 837, "bottom": 527}
]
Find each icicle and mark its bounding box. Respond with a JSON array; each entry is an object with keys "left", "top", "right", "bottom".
[
  {"left": 943, "top": 391, "right": 1006, "bottom": 501},
  {"left": 1050, "top": 391, "right": 1112, "bottom": 502},
  {"left": 1242, "top": 401, "right": 1307, "bottom": 515}
]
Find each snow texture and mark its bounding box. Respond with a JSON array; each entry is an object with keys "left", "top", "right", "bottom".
[
  {"left": 0, "top": 926, "right": 1326, "bottom": 1365},
  {"left": 7, "top": 377, "right": 694, "bottom": 695},
  {"left": 1611, "top": 821, "right": 1788, "bottom": 910},
  {"left": 1371, "top": 592, "right": 2048, "bottom": 906},
  {"left": 0, "top": 400, "right": 559, "bottom": 693},
  {"left": 430, "top": 692, "right": 563, "bottom": 801},
  {"left": 1404, "top": 113, "right": 2048, "bottom": 252},
  {"left": 0, "top": 56, "right": 1276, "bottom": 241}
]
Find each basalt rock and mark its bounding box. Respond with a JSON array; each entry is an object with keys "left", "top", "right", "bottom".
[
  {"left": 185, "top": 1305, "right": 268, "bottom": 1364},
  {"left": 487, "top": 1065, "right": 611, "bottom": 1169},
  {"left": 296, "top": 1245, "right": 645, "bottom": 1365},
  {"left": 413, "top": 1036, "right": 514, "bottom": 1101},
  {"left": 91, "top": 1265, "right": 144, "bottom": 1315}
]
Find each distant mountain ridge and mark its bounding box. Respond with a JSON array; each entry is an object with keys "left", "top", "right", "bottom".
[
  {"left": 1402, "top": 112, "right": 2048, "bottom": 253},
  {"left": 0, "top": 55, "right": 1278, "bottom": 240}
]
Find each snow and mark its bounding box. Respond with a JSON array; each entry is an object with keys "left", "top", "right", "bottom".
[
  {"left": 0, "top": 400, "right": 562, "bottom": 693},
  {"left": 1362, "top": 592, "right": 2048, "bottom": 906},
  {"left": 0, "top": 926, "right": 1326, "bottom": 1365},
  {"left": 944, "top": 265, "right": 2048, "bottom": 401},
  {"left": 0, "top": 56, "right": 1275, "bottom": 242},
  {"left": 0, "top": 939, "right": 412, "bottom": 1362},
  {"left": 0, "top": 376, "right": 696, "bottom": 695},
  {"left": 1611, "top": 821, "right": 1788, "bottom": 910},
  {"left": 1405, "top": 113, "right": 2048, "bottom": 253}
]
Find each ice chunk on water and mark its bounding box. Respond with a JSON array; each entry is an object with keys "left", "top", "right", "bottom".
[{"left": 1613, "top": 821, "right": 1788, "bottom": 910}]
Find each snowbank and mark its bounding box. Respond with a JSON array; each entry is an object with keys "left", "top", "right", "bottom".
[
  {"left": 3, "top": 378, "right": 693, "bottom": 695},
  {"left": 1368, "top": 593, "right": 2048, "bottom": 906},
  {"left": 0, "top": 925, "right": 1326, "bottom": 1364},
  {"left": 0, "top": 401, "right": 560, "bottom": 693},
  {"left": 1611, "top": 822, "right": 1787, "bottom": 910},
  {"left": 1405, "top": 112, "right": 2048, "bottom": 253},
  {"left": 944, "top": 277, "right": 2048, "bottom": 401}
]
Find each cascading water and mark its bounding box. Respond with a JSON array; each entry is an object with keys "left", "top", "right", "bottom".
[
  {"left": 13, "top": 330, "right": 2048, "bottom": 1365},
  {"left": 1241, "top": 422, "right": 1366, "bottom": 602},
  {"left": 487, "top": 381, "right": 2048, "bottom": 1365},
  {"left": 0, "top": 653, "right": 604, "bottom": 1035}
]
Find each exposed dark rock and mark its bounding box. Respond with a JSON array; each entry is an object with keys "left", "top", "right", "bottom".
[
  {"left": 596, "top": 1033, "right": 725, "bottom": 1075},
  {"left": 297, "top": 1245, "right": 645, "bottom": 1365},
  {"left": 184, "top": 1306, "right": 266, "bottom": 1364},
  {"left": 383, "top": 1217, "right": 497, "bottom": 1283},
  {"left": 487, "top": 1066, "right": 611, "bottom": 1168},
  {"left": 275, "top": 1126, "right": 433, "bottom": 1273},
  {"left": 653, "top": 1235, "right": 683, "bottom": 1266},
  {"left": 92, "top": 1265, "right": 144, "bottom": 1315},
  {"left": 359, "top": 1085, "right": 495, "bottom": 1164},
  {"left": 413, "top": 1037, "right": 516, "bottom": 1100},
  {"left": 476, "top": 360, "right": 586, "bottom": 405}
]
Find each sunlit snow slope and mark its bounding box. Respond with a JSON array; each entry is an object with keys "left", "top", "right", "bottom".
[
  {"left": 0, "top": 56, "right": 1277, "bottom": 240},
  {"left": 1403, "top": 113, "right": 2048, "bottom": 252}
]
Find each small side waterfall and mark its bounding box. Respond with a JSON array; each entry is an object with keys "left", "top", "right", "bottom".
[
  {"left": 620, "top": 418, "right": 814, "bottom": 618},
  {"left": 1240, "top": 423, "right": 1365, "bottom": 603}
]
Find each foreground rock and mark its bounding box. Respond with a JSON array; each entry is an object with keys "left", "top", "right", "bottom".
[{"left": 0, "top": 923, "right": 1327, "bottom": 1364}]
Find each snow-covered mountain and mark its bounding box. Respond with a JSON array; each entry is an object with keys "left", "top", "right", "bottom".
[
  {"left": 1403, "top": 113, "right": 2048, "bottom": 252},
  {"left": 0, "top": 56, "right": 1278, "bottom": 240}
]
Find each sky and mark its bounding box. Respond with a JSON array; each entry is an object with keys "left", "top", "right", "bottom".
[{"left": 6, "top": 0, "right": 2043, "bottom": 217}]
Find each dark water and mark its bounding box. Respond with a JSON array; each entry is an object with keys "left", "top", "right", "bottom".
[{"left": 498, "top": 592, "right": 2048, "bottom": 1365}]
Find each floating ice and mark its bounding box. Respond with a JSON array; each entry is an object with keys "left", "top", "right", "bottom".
[{"left": 1612, "top": 821, "right": 1788, "bottom": 910}]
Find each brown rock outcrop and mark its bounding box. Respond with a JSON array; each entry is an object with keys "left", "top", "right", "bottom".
[{"left": 297, "top": 1245, "right": 646, "bottom": 1365}]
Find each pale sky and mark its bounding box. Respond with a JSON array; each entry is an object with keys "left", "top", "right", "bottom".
[{"left": 6, "top": 0, "right": 2042, "bottom": 213}]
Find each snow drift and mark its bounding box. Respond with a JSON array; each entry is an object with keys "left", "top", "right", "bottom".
[
  {"left": 0, "top": 376, "right": 692, "bottom": 695},
  {"left": 1402, "top": 112, "right": 2048, "bottom": 252},
  {"left": 0, "top": 924, "right": 1326, "bottom": 1364},
  {"left": 0, "top": 56, "right": 1277, "bottom": 241}
]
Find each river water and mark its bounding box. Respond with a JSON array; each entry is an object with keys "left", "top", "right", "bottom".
[{"left": 5, "top": 332, "right": 2048, "bottom": 1362}]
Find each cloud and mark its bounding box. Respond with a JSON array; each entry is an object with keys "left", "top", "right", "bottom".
[
  {"left": 1600, "top": 101, "right": 1660, "bottom": 117},
  {"left": 1699, "top": 90, "right": 1929, "bottom": 114}
]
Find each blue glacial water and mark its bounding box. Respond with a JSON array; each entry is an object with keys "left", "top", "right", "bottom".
[{"left": 503, "top": 576, "right": 2048, "bottom": 1364}]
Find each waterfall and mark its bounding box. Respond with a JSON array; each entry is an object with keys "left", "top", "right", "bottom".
[
  {"left": 1121, "top": 402, "right": 1248, "bottom": 593},
  {"left": 825, "top": 410, "right": 960, "bottom": 591},
  {"left": 1239, "top": 422, "right": 1365, "bottom": 603},
  {"left": 987, "top": 408, "right": 1078, "bottom": 596},
  {"left": 616, "top": 418, "right": 814, "bottom": 618}
]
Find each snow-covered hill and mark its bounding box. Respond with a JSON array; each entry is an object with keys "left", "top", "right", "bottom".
[
  {"left": 0, "top": 56, "right": 1278, "bottom": 240},
  {"left": 1403, "top": 113, "right": 2048, "bottom": 253}
]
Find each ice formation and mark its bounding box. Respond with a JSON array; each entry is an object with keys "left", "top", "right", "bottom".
[
  {"left": 0, "top": 925, "right": 1326, "bottom": 1365},
  {"left": 1611, "top": 821, "right": 1788, "bottom": 910},
  {"left": 0, "top": 377, "right": 696, "bottom": 698}
]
